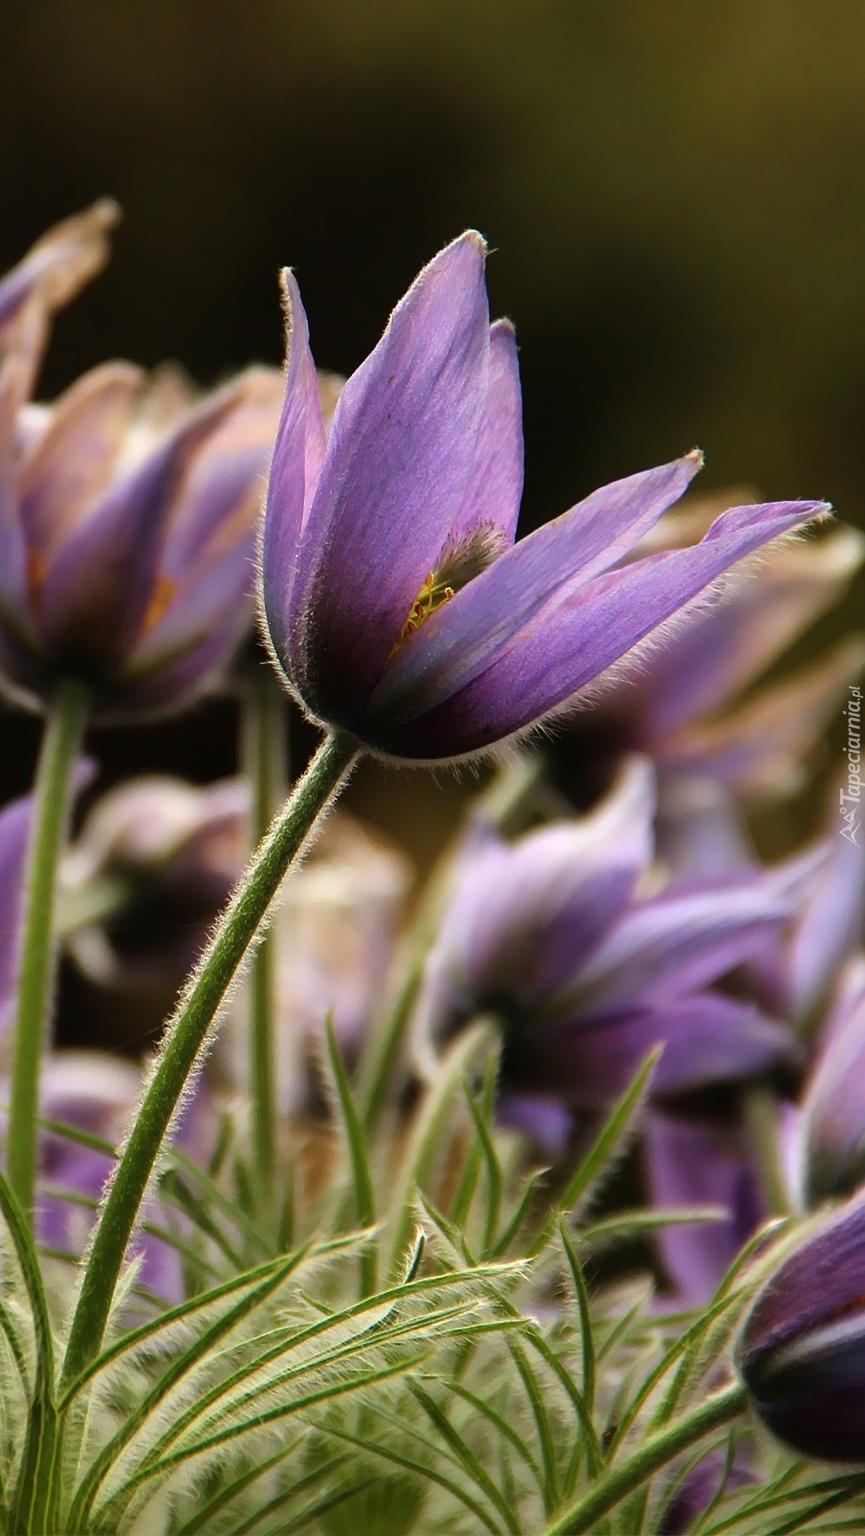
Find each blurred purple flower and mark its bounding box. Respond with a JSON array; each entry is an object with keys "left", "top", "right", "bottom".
[
  {"left": 643, "top": 774, "right": 860, "bottom": 1303},
  {"left": 261, "top": 232, "right": 826, "bottom": 762},
  {"left": 0, "top": 795, "right": 33, "bottom": 1039},
  {"left": 33, "top": 1051, "right": 209, "bottom": 1303},
  {"left": 548, "top": 506, "right": 864, "bottom": 806},
  {"left": 645, "top": 1109, "right": 765, "bottom": 1306},
  {"left": 799, "top": 958, "right": 865, "bottom": 1206},
  {"left": 64, "top": 774, "right": 251, "bottom": 992},
  {"left": 0, "top": 327, "right": 284, "bottom": 718},
  {"left": 415, "top": 758, "right": 810, "bottom": 1141},
  {"left": 657, "top": 772, "right": 865, "bottom": 1029},
  {"left": 737, "top": 1186, "right": 865, "bottom": 1461},
  {"left": 226, "top": 809, "right": 410, "bottom": 1112},
  {"left": 0, "top": 201, "right": 117, "bottom": 357}
]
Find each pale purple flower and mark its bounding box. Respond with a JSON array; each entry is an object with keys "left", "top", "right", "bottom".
[
  {"left": 0, "top": 201, "right": 117, "bottom": 357},
  {"left": 261, "top": 233, "right": 826, "bottom": 762},
  {"left": 65, "top": 775, "right": 250, "bottom": 991},
  {"left": 645, "top": 1109, "right": 764, "bottom": 1305},
  {"left": 0, "top": 332, "right": 284, "bottom": 718},
  {"left": 226, "top": 810, "right": 410, "bottom": 1112},
  {"left": 414, "top": 758, "right": 809, "bottom": 1134},
  {"left": 549, "top": 510, "right": 864, "bottom": 805}
]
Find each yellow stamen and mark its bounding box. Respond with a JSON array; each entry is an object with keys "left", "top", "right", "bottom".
[
  {"left": 141, "top": 573, "right": 177, "bottom": 635},
  {"left": 390, "top": 571, "right": 455, "bottom": 659}
]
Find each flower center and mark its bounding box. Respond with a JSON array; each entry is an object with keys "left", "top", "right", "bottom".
[{"left": 389, "top": 521, "right": 505, "bottom": 660}]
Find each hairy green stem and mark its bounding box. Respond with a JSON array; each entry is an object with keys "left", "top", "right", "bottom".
[
  {"left": 242, "top": 663, "right": 289, "bottom": 1207},
  {"left": 541, "top": 1380, "right": 747, "bottom": 1535},
  {"left": 60, "top": 727, "right": 358, "bottom": 1391},
  {"left": 8, "top": 677, "right": 88, "bottom": 1215}
]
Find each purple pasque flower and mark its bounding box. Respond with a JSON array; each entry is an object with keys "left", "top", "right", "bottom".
[
  {"left": 645, "top": 1108, "right": 766, "bottom": 1306},
  {"left": 737, "top": 1186, "right": 865, "bottom": 1461},
  {"left": 0, "top": 347, "right": 284, "bottom": 720},
  {"left": 65, "top": 774, "right": 251, "bottom": 993},
  {"left": 643, "top": 775, "right": 860, "bottom": 1302},
  {"left": 798, "top": 959, "right": 865, "bottom": 1206},
  {"left": 414, "top": 756, "right": 808, "bottom": 1137},
  {"left": 548, "top": 505, "right": 864, "bottom": 805},
  {"left": 260, "top": 233, "right": 827, "bottom": 763},
  {"left": 657, "top": 771, "right": 865, "bottom": 1030}
]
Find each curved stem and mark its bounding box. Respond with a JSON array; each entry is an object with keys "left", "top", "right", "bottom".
[
  {"left": 7, "top": 677, "right": 88, "bottom": 1215},
  {"left": 541, "top": 1380, "right": 747, "bottom": 1536},
  {"left": 242, "top": 663, "right": 289, "bottom": 1208},
  {"left": 60, "top": 728, "right": 358, "bottom": 1392}
]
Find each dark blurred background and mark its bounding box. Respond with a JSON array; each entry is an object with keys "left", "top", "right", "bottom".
[{"left": 3, "top": 0, "right": 864, "bottom": 1001}]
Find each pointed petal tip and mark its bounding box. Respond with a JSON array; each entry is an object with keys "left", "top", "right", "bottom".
[
  {"left": 88, "top": 198, "right": 122, "bottom": 231},
  {"left": 491, "top": 317, "right": 517, "bottom": 340}
]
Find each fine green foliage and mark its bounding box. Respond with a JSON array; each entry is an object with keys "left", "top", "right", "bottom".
[{"left": 0, "top": 1032, "right": 838, "bottom": 1536}]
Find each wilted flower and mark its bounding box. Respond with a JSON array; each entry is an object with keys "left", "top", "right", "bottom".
[
  {"left": 415, "top": 758, "right": 808, "bottom": 1143},
  {"left": 261, "top": 232, "right": 826, "bottom": 763},
  {"left": 64, "top": 775, "right": 250, "bottom": 992},
  {"left": 737, "top": 1188, "right": 865, "bottom": 1461}
]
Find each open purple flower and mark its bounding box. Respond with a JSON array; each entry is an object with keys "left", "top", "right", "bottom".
[
  {"left": 1, "top": 338, "right": 283, "bottom": 719},
  {"left": 414, "top": 758, "right": 809, "bottom": 1138},
  {"left": 738, "top": 1188, "right": 865, "bottom": 1461},
  {"left": 261, "top": 233, "right": 826, "bottom": 762}
]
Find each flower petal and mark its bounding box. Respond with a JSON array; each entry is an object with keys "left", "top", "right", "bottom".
[
  {"left": 260, "top": 278, "right": 327, "bottom": 665},
  {"left": 638, "top": 525, "right": 864, "bottom": 740},
  {"left": 287, "top": 232, "right": 491, "bottom": 718},
  {"left": 417, "top": 757, "right": 655, "bottom": 1035},
  {"left": 512, "top": 994, "right": 796, "bottom": 1107},
  {"left": 449, "top": 318, "right": 523, "bottom": 547},
  {"left": 37, "top": 390, "right": 241, "bottom": 665},
  {"left": 0, "top": 201, "right": 117, "bottom": 338},
  {"left": 18, "top": 362, "right": 143, "bottom": 566},
  {"left": 645, "top": 1110, "right": 762, "bottom": 1305},
  {"left": 556, "top": 867, "right": 810, "bottom": 1015},
  {"left": 142, "top": 367, "right": 283, "bottom": 581},
  {"left": 368, "top": 497, "right": 827, "bottom": 759}
]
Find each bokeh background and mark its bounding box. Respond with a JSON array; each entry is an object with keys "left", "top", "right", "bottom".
[{"left": 3, "top": 0, "right": 865, "bottom": 1046}]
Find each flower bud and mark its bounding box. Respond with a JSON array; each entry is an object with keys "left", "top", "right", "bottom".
[{"left": 737, "top": 1190, "right": 865, "bottom": 1461}]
